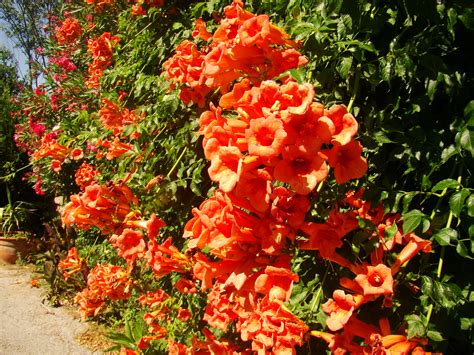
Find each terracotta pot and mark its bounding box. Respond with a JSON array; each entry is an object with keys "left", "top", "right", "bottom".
[{"left": 0, "top": 237, "right": 32, "bottom": 264}]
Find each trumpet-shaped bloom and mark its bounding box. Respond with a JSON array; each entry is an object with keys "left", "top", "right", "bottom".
[
  {"left": 238, "top": 298, "right": 309, "bottom": 354},
  {"left": 274, "top": 144, "right": 328, "bottom": 195},
  {"left": 208, "top": 146, "right": 243, "bottom": 192},
  {"left": 192, "top": 18, "right": 212, "bottom": 41},
  {"left": 324, "top": 105, "right": 358, "bottom": 146},
  {"left": 245, "top": 115, "right": 287, "bottom": 159},
  {"left": 325, "top": 140, "right": 368, "bottom": 184},
  {"left": 146, "top": 237, "right": 192, "bottom": 278},
  {"left": 62, "top": 182, "right": 137, "bottom": 233},
  {"left": 58, "top": 247, "right": 85, "bottom": 281},
  {"left": 355, "top": 264, "right": 393, "bottom": 296},
  {"left": 110, "top": 228, "right": 146, "bottom": 262},
  {"left": 75, "top": 264, "right": 131, "bottom": 318},
  {"left": 254, "top": 262, "right": 298, "bottom": 301},
  {"left": 322, "top": 290, "right": 364, "bottom": 331}
]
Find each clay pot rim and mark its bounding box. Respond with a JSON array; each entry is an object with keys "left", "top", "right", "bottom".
[{"left": 0, "top": 231, "right": 32, "bottom": 240}]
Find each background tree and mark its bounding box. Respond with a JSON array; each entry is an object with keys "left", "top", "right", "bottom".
[
  {"left": 0, "top": 45, "right": 21, "bottom": 206},
  {"left": 0, "top": 0, "right": 60, "bottom": 87},
  {"left": 0, "top": 45, "right": 45, "bottom": 234}
]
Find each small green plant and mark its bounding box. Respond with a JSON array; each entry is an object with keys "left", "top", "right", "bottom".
[
  {"left": 106, "top": 316, "right": 147, "bottom": 353},
  {"left": 0, "top": 187, "right": 37, "bottom": 234}
]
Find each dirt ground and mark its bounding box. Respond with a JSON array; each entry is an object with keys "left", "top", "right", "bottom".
[{"left": 0, "top": 264, "right": 110, "bottom": 355}]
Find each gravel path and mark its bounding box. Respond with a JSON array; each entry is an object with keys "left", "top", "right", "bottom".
[{"left": 0, "top": 264, "right": 95, "bottom": 355}]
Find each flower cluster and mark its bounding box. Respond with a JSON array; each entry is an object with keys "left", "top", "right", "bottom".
[
  {"left": 95, "top": 137, "right": 134, "bottom": 160},
  {"left": 74, "top": 162, "right": 100, "bottom": 190},
  {"left": 84, "top": 0, "right": 114, "bottom": 12},
  {"left": 75, "top": 264, "right": 132, "bottom": 317},
  {"left": 62, "top": 182, "right": 138, "bottom": 234},
  {"left": 55, "top": 17, "right": 83, "bottom": 45},
  {"left": 163, "top": 0, "right": 307, "bottom": 107},
  {"left": 31, "top": 133, "right": 70, "bottom": 173},
  {"left": 86, "top": 32, "right": 120, "bottom": 89},
  {"left": 302, "top": 192, "right": 433, "bottom": 352},
  {"left": 58, "top": 247, "right": 86, "bottom": 280},
  {"left": 31, "top": 133, "right": 68, "bottom": 162},
  {"left": 49, "top": 54, "right": 77, "bottom": 73},
  {"left": 201, "top": 79, "right": 367, "bottom": 195},
  {"left": 131, "top": 0, "right": 164, "bottom": 16},
  {"left": 99, "top": 98, "right": 141, "bottom": 134}
]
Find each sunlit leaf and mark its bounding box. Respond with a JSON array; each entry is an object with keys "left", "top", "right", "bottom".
[
  {"left": 402, "top": 209, "right": 426, "bottom": 234},
  {"left": 432, "top": 228, "right": 457, "bottom": 246},
  {"left": 449, "top": 189, "right": 470, "bottom": 218}
]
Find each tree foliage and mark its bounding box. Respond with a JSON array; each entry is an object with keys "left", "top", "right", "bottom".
[{"left": 0, "top": 0, "right": 60, "bottom": 86}]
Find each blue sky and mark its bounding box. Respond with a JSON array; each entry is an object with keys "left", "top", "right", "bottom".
[{"left": 0, "top": 25, "right": 28, "bottom": 78}]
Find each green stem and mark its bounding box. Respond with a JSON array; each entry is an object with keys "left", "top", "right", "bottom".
[
  {"left": 425, "top": 169, "right": 463, "bottom": 327},
  {"left": 347, "top": 64, "right": 361, "bottom": 113},
  {"left": 0, "top": 163, "right": 33, "bottom": 182},
  {"left": 310, "top": 267, "right": 330, "bottom": 314},
  {"left": 435, "top": 171, "right": 462, "bottom": 277},
  {"left": 166, "top": 147, "right": 188, "bottom": 179},
  {"left": 120, "top": 22, "right": 153, "bottom": 51},
  {"left": 6, "top": 185, "right": 12, "bottom": 206}
]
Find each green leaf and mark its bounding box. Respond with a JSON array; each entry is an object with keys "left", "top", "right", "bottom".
[
  {"left": 421, "top": 276, "right": 433, "bottom": 297},
  {"left": 460, "top": 317, "right": 473, "bottom": 331},
  {"left": 427, "top": 79, "right": 437, "bottom": 101},
  {"left": 131, "top": 320, "right": 145, "bottom": 341},
  {"left": 466, "top": 194, "right": 474, "bottom": 217},
  {"left": 373, "top": 130, "right": 393, "bottom": 144},
  {"left": 421, "top": 218, "right": 431, "bottom": 233},
  {"left": 402, "top": 209, "right": 425, "bottom": 234},
  {"left": 449, "top": 189, "right": 470, "bottom": 218},
  {"left": 104, "top": 345, "right": 121, "bottom": 352},
  {"left": 457, "top": 127, "right": 474, "bottom": 156},
  {"left": 106, "top": 332, "right": 135, "bottom": 347},
  {"left": 456, "top": 241, "right": 474, "bottom": 259},
  {"left": 431, "top": 178, "right": 459, "bottom": 193},
  {"left": 405, "top": 314, "right": 425, "bottom": 339},
  {"left": 441, "top": 145, "right": 457, "bottom": 164},
  {"left": 125, "top": 320, "right": 132, "bottom": 338},
  {"left": 384, "top": 223, "right": 398, "bottom": 240},
  {"left": 357, "top": 41, "right": 377, "bottom": 53},
  {"left": 432, "top": 228, "right": 457, "bottom": 246},
  {"left": 337, "top": 15, "right": 352, "bottom": 36},
  {"left": 447, "top": 7, "right": 458, "bottom": 37},
  {"left": 289, "top": 68, "right": 306, "bottom": 83},
  {"left": 402, "top": 192, "right": 417, "bottom": 212},
  {"left": 427, "top": 330, "right": 444, "bottom": 342},
  {"left": 337, "top": 57, "right": 352, "bottom": 80},
  {"left": 192, "top": 2, "right": 206, "bottom": 17},
  {"left": 433, "top": 280, "right": 464, "bottom": 308},
  {"left": 379, "top": 58, "right": 392, "bottom": 82},
  {"left": 459, "top": 8, "right": 474, "bottom": 30},
  {"left": 464, "top": 100, "right": 474, "bottom": 126}
]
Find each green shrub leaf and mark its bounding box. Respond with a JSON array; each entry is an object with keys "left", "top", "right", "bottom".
[
  {"left": 449, "top": 189, "right": 470, "bottom": 217},
  {"left": 431, "top": 179, "right": 459, "bottom": 193},
  {"left": 402, "top": 209, "right": 426, "bottom": 234},
  {"left": 433, "top": 228, "right": 457, "bottom": 246},
  {"left": 405, "top": 314, "right": 425, "bottom": 339}
]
